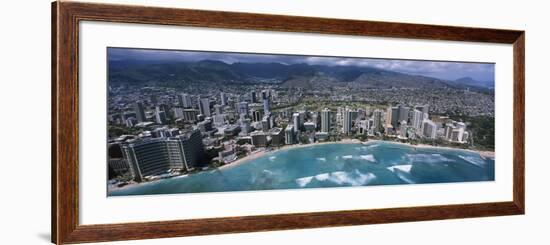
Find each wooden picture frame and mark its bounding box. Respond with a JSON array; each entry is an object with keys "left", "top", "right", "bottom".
[{"left": 52, "top": 1, "right": 525, "bottom": 244}]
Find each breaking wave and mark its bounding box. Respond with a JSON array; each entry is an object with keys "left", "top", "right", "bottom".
[
  {"left": 295, "top": 170, "right": 376, "bottom": 187},
  {"left": 360, "top": 154, "right": 377, "bottom": 162},
  {"left": 387, "top": 164, "right": 413, "bottom": 173},
  {"left": 405, "top": 153, "right": 452, "bottom": 163},
  {"left": 458, "top": 155, "right": 485, "bottom": 167}
]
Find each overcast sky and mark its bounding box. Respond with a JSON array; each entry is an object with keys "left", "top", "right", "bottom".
[{"left": 108, "top": 47, "right": 494, "bottom": 82}]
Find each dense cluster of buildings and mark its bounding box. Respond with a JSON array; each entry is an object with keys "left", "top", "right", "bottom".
[{"left": 108, "top": 86, "right": 472, "bottom": 184}]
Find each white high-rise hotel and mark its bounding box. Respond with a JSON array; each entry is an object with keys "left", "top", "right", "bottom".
[
  {"left": 445, "top": 121, "right": 468, "bottom": 143},
  {"left": 422, "top": 119, "right": 437, "bottom": 139},
  {"left": 411, "top": 109, "right": 425, "bottom": 132}
]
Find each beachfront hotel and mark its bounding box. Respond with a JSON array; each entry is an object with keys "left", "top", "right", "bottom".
[{"left": 120, "top": 129, "right": 204, "bottom": 182}]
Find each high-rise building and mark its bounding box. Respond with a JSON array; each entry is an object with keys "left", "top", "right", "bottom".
[
  {"left": 182, "top": 109, "right": 198, "bottom": 122},
  {"left": 269, "top": 127, "right": 284, "bottom": 146},
  {"left": 122, "top": 129, "right": 204, "bottom": 182},
  {"left": 265, "top": 113, "right": 274, "bottom": 127},
  {"left": 262, "top": 98, "right": 270, "bottom": 114},
  {"left": 108, "top": 157, "right": 130, "bottom": 177},
  {"left": 160, "top": 104, "right": 171, "bottom": 120},
  {"left": 250, "top": 91, "right": 257, "bottom": 103},
  {"left": 321, "top": 108, "right": 331, "bottom": 133},
  {"left": 177, "top": 130, "right": 205, "bottom": 170},
  {"left": 350, "top": 110, "right": 358, "bottom": 121},
  {"left": 386, "top": 106, "right": 399, "bottom": 129},
  {"left": 451, "top": 129, "right": 462, "bottom": 142},
  {"left": 373, "top": 109, "right": 382, "bottom": 132},
  {"left": 357, "top": 108, "right": 366, "bottom": 120},
  {"left": 250, "top": 131, "right": 268, "bottom": 147},
  {"left": 445, "top": 124, "right": 456, "bottom": 140},
  {"left": 220, "top": 92, "right": 227, "bottom": 106},
  {"left": 293, "top": 113, "right": 301, "bottom": 132},
  {"left": 399, "top": 120, "right": 408, "bottom": 138},
  {"left": 357, "top": 121, "right": 365, "bottom": 135},
  {"left": 154, "top": 106, "right": 167, "bottom": 124},
  {"left": 298, "top": 110, "right": 306, "bottom": 125},
  {"left": 240, "top": 118, "right": 252, "bottom": 135},
  {"left": 343, "top": 109, "right": 353, "bottom": 134},
  {"left": 178, "top": 94, "right": 193, "bottom": 108},
  {"left": 262, "top": 90, "right": 270, "bottom": 114},
  {"left": 422, "top": 119, "right": 437, "bottom": 139},
  {"left": 237, "top": 101, "right": 249, "bottom": 117},
  {"left": 133, "top": 102, "right": 146, "bottom": 122},
  {"left": 261, "top": 116, "right": 270, "bottom": 132},
  {"left": 385, "top": 106, "right": 392, "bottom": 127},
  {"left": 285, "top": 125, "right": 295, "bottom": 145},
  {"left": 337, "top": 107, "right": 344, "bottom": 127},
  {"left": 398, "top": 105, "right": 410, "bottom": 123},
  {"left": 411, "top": 109, "right": 424, "bottom": 131},
  {"left": 367, "top": 118, "right": 374, "bottom": 130},
  {"left": 173, "top": 108, "right": 184, "bottom": 119},
  {"left": 446, "top": 122, "right": 466, "bottom": 142},
  {"left": 251, "top": 109, "right": 263, "bottom": 122},
  {"left": 311, "top": 112, "right": 320, "bottom": 130},
  {"left": 198, "top": 98, "right": 211, "bottom": 117}
]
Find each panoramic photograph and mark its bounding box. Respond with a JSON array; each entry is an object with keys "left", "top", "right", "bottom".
[{"left": 106, "top": 47, "right": 495, "bottom": 196}]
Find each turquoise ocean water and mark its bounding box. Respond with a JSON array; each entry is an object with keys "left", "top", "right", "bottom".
[{"left": 109, "top": 141, "right": 494, "bottom": 196}]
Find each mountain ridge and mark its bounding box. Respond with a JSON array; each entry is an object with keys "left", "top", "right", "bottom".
[{"left": 108, "top": 59, "right": 493, "bottom": 92}]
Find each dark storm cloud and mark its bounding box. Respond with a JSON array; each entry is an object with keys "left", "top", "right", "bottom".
[{"left": 108, "top": 47, "right": 494, "bottom": 82}]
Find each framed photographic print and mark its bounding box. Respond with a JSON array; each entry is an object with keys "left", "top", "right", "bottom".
[{"left": 52, "top": 1, "right": 525, "bottom": 244}]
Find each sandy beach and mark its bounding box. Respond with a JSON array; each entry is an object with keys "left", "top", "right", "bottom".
[
  {"left": 219, "top": 139, "right": 495, "bottom": 170},
  {"left": 367, "top": 139, "right": 495, "bottom": 158},
  {"left": 218, "top": 139, "right": 362, "bottom": 170}
]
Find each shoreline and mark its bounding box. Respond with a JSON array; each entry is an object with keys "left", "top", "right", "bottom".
[
  {"left": 219, "top": 139, "right": 362, "bottom": 170},
  {"left": 366, "top": 140, "right": 495, "bottom": 158},
  {"left": 108, "top": 139, "right": 494, "bottom": 194},
  {"left": 219, "top": 138, "right": 494, "bottom": 170}
]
